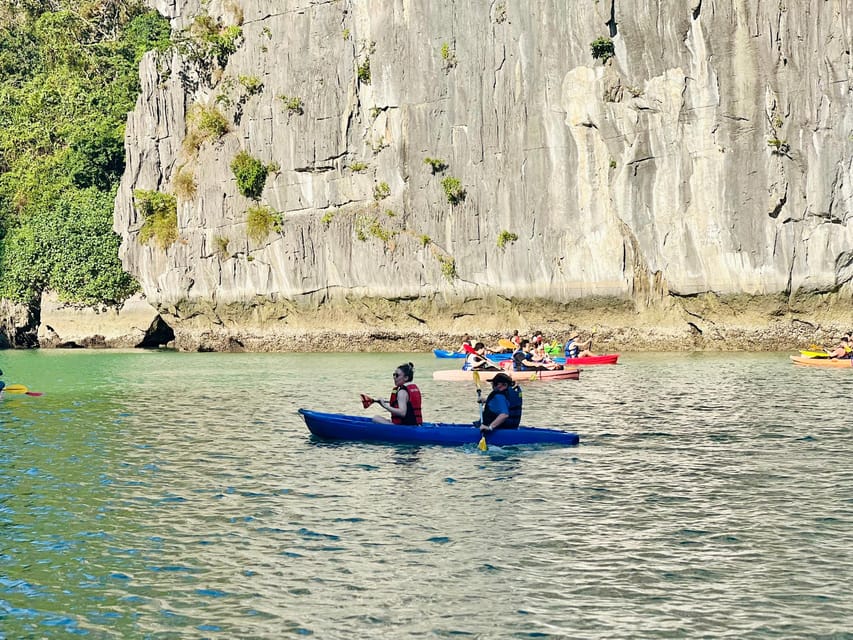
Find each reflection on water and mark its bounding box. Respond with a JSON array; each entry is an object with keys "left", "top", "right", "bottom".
[{"left": 0, "top": 350, "right": 851, "bottom": 638}]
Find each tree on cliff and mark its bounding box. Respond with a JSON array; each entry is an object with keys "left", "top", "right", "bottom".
[{"left": 0, "top": 0, "right": 170, "bottom": 307}]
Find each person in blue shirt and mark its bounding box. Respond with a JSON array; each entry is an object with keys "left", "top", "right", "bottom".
[{"left": 478, "top": 372, "right": 523, "bottom": 431}]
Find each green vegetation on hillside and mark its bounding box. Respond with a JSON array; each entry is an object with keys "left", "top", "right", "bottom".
[{"left": 0, "top": 0, "right": 171, "bottom": 306}]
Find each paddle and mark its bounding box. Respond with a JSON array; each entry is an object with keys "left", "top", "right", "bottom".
[
  {"left": 360, "top": 393, "right": 375, "bottom": 408},
  {"left": 3, "top": 384, "right": 44, "bottom": 397},
  {"left": 473, "top": 371, "right": 487, "bottom": 451}
]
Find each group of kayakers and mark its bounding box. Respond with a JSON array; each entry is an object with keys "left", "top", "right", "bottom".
[
  {"left": 362, "top": 361, "right": 522, "bottom": 434},
  {"left": 456, "top": 329, "right": 597, "bottom": 371},
  {"left": 361, "top": 328, "right": 597, "bottom": 436}
]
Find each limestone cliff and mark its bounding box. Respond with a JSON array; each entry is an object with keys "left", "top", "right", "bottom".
[{"left": 112, "top": 0, "right": 853, "bottom": 348}]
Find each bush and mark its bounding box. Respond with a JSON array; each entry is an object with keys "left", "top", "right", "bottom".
[
  {"left": 358, "top": 58, "right": 371, "bottom": 84},
  {"left": 246, "top": 204, "right": 282, "bottom": 241},
  {"left": 437, "top": 255, "right": 457, "bottom": 280},
  {"left": 214, "top": 235, "right": 230, "bottom": 257},
  {"left": 279, "top": 94, "right": 303, "bottom": 115},
  {"left": 231, "top": 151, "right": 268, "bottom": 200},
  {"left": 177, "top": 15, "right": 243, "bottom": 68},
  {"left": 238, "top": 75, "right": 264, "bottom": 95},
  {"left": 441, "top": 177, "right": 466, "bottom": 205},
  {"left": 0, "top": 188, "right": 139, "bottom": 305},
  {"left": 440, "top": 42, "right": 456, "bottom": 70},
  {"left": 424, "top": 157, "right": 448, "bottom": 174},
  {"left": 184, "top": 105, "right": 229, "bottom": 154},
  {"left": 134, "top": 189, "right": 178, "bottom": 249},
  {"left": 0, "top": 4, "right": 169, "bottom": 306},
  {"left": 172, "top": 166, "right": 197, "bottom": 200},
  {"left": 373, "top": 181, "right": 390, "bottom": 201},
  {"left": 590, "top": 37, "right": 614, "bottom": 62},
  {"left": 497, "top": 230, "right": 518, "bottom": 249}
]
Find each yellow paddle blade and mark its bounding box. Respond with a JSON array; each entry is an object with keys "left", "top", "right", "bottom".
[
  {"left": 472, "top": 371, "right": 481, "bottom": 390},
  {"left": 4, "top": 384, "right": 28, "bottom": 394},
  {"left": 478, "top": 435, "right": 487, "bottom": 451},
  {"left": 498, "top": 338, "right": 515, "bottom": 349}
]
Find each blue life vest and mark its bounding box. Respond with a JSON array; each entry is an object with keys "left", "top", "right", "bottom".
[
  {"left": 564, "top": 339, "right": 579, "bottom": 358},
  {"left": 482, "top": 383, "right": 523, "bottom": 428},
  {"left": 512, "top": 349, "right": 533, "bottom": 370}
]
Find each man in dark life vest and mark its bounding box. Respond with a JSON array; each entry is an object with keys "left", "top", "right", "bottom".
[
  {"left": 372, "top": 362, "right": 423, "bottom": 425},
  {"left": 479, "top": 372, "right": 523, "bottom": 431}
]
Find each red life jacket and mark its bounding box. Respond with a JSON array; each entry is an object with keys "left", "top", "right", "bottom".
[{"left": 390, "top": 383, "right": 423, "bottom": 425}]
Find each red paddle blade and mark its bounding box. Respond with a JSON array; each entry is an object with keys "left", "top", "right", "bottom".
[
  {"left": 26, "top": 391, "right": 44, "bottom": 396},
  {"left": 360, "top": 394, "right": 374, "bottom": 408}
]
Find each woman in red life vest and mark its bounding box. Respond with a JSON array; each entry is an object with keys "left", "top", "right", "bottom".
[{"left": 373, "top": 362, "right": 423, "bottom": 425}]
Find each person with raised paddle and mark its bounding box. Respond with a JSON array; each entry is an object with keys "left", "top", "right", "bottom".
[
  {"left": 362, "top": 362, "right": 423, "bottom": 425},
  {"left": 463, "top": 342, "right": 501, "bottom": 371},
  {"left": 477, "top": 372, "right": 523, "bottom": 434},
  {"left": 564, "top": 331, "right": 595, "bottom": 359}
]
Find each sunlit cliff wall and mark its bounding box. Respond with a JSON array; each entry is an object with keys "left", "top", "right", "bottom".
[{"left": 115, "top": 0, "right": 853, "bottom": 339}]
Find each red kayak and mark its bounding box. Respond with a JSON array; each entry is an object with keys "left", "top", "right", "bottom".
[{"left": 562, "top": 354, "right": 619, "bottom": 366}]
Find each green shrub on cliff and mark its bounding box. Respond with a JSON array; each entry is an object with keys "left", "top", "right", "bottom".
[
  {"left": 497, "top": 230, "right": 518, "bottom": 249},
  {"left": 590, "top": 37, "right": 614, "bottom": 62},
  {"left": 134, "top": 190, "right": 178, "bottom": 249},
  {"left": 441, "top": 177, "right": 466, "bottom": 205},
  {"left": 246, "top": 205, "right": 282, "bottom": 241},
  {"left": 231, "top": 151, "right": 269, "bottom": 200},
  {"left": 0, "top": 1, "right": 170, "bottom": 306}
]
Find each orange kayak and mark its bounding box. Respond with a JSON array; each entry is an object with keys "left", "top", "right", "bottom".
[{"left": 790, "top": 355, "right": 853, "bottom": 368}]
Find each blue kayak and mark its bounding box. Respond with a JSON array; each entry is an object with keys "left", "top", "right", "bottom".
[
  {"left": 299, "top": 409, "right": 579, "bottom": 447},
  {"left": 433, "top": 349, "right": 512, "bottom": 361}
]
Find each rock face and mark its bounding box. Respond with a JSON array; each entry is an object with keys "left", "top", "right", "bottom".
[
  {"left": 112, "top": 0, "right": 853, "bottom": 348},
  {"left": 38, "top": 293, "right": 168, "bottom": 349}
]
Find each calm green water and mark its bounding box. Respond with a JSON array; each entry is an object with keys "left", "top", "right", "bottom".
[{"left": 0, "top": 349, "right": 851, "bottom": 639}]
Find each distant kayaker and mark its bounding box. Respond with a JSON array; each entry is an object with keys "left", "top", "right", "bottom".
[
  {"left": 513, "top": 340, "right": 562, "bottom": 371},
  {"left": 510, "top": 330, "right": 522, "bottom": 348},
  {"left": 372, "top": 362, "right": 423, "bottom": 425},
  {"left": 826, "top": 335, "right": 852, "bottom": 359},
  {"left": 564, "top": 331, "right": 595, "bottom": 359},
  {"left": 464, "top": 342, "right": 501, "bottom": 371},
  {"left": 478, "top": 372, "right": 523, "bottom": 431},
  {"left": 456, "top": 334, "right": 473, "bottom": 354}
]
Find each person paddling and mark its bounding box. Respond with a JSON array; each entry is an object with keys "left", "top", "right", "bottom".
[
  {"left": 564, "top": 331, "right": 595, "bottom": 359},
  {"left": 368, "top": 362, "right": 423, "bottom": 425},
  {"left": 826, "top": 335, "right": 852, "bottom": 359},
  {"left": 477, "top": 372, "right": 523, "bottom": 432},
  {"left": 464, "top": 342, "right": 501, "bottom": 371}
]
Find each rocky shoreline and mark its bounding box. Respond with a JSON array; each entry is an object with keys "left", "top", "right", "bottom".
[{"left": 3, "top": 292, "right": 850, "bottom": 353}]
